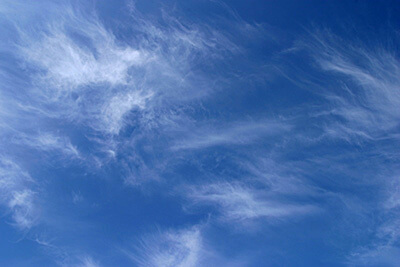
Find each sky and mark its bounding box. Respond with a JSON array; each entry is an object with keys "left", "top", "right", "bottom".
[{"left": 0, "top": 0, "right": 400, "bottom": 266}]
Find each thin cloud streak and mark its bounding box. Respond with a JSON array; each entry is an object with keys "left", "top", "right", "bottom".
[
  {"left": 171, "top": 120, "right": 291, "bottom": 151},
  {"left": 185, "top": 181, "right": 317, "bottom": 223},
  {"left": 12, "top": 132, "right": 80, "bottom": 159},
  {"left": 124, "top": 226, "right": 203, "bottom": 267}
]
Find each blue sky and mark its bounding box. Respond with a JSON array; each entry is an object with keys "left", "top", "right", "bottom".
[{"left": 1, "top": 0, "right": 400, "bottom": 266}]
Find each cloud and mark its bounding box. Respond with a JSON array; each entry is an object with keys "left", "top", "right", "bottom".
[
  {"left": 0, "top": 0, "right": 267, "bottom": 188},
  {"left": 349, "top": 245, "right": 400, "bottom": 267},
  {"left": 19, "top": 24, "right": 145, "bottom": 90},
  {"left": 285, "top": 30, "right": 400, "bottom": 263},
  {"left": 0, "top": 157, "right": 38, "bottom": 230},
  {"left": 348, "top": 174, "right": 400, "bottom": 266},
  {"left": 180, "top": 150, "right": 323, "bottom": 226},
  {"left": 175, "top": 122, "right": 323, "bottom": 226},
  {"left": 32, "top": 234, "right": 102, "bottom": 267},
  {"left": 12, "top": 132, "right": 80, "bottom": 159},
  {"left": 12, "top": 3, "right": 150, "bottom": 135},
  {"left": 124, "top": 226, "right": 203, "bottom": 267},
  {"left": 0, "top": 0, "right": 347, "bottom": 264},
  {"left": 186, "top": 181, "right": 317, "bottom": 223},
  {"left": 0, "top": 0, "right": 264, "bottom": 198},
  {"left": 171, "top": 120, "right": 291, "bottom": 151},
  {"left": 2, "top": 1, "right": 243, "bottom": 136},
  {"left": 75, "top": 257, "right": 102, "bottom": 267},
  {"left": 7, "top": 190, "right": 37, "bottom": 230},
  {"left": 72, "top": 191, "right": 83, "bottom": 204},
  {"left": 102, "top": 91, "right": 153, "bottom": 134},
  {"left": 302, "top": 30, "right": 400, "bottom": 142},
  {"left": 58, "top": 255, "right": 102, "bottom": 267}
]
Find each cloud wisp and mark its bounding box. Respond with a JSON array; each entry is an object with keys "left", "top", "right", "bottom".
[
  {"left": 124, "top": 226, "right": 203, "bottom": 267},
  {"left": 303, "top": 30, "right": 400, "bottom": 142},
  {"left": 186, "top": 181, "right": 317, "bottom": 223},
  {"left": 284, "top": 29, "right": 400, "bottom": 265},
  {"left": 0, "top": 157, "right": 38, "bottom": 230},
  {"left": 171, "top": 120, "right": 291, "bottom": 151}
]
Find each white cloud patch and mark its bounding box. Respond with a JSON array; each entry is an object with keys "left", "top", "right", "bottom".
[
  {"left": 4, "top": 2, "right": 241, "bottom": 136},
  {"left": 19, "top": 25, "right": 146, "bottom": 90},
  {"left": 102, "top": 91, "right": 153, "bottom": 134},
  {"left": 13, "top": 4, "right": 150, "bottom": 135},
  {"left": 0, "top": 157, "right": 38, "bottom": 230},
  {"left": 125, "top": 226, "right": 203, "bottom": 267},
  {"left": 0, "top": 0, "right": 265, "bottom": 189}
]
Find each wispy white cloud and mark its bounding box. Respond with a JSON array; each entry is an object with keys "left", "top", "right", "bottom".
[
  {"left": 180, "top": 149, "right": 323, "bottom": 226},
  {"left": 74, "top": 256, "right": 102, "bottom": 267},
  {"left": 171, "top": 120, "right": 291, "bottom": 151},
  {"left": 186, "top": 181, "right": 317, "bottom": 223},
  {"left": 101, "top": 91, "right": 153, "bottom": 134},
  {"left": 7, "top": 189, "right": 37, "bottom": 230},
  {"left": 0, "top": 0, "right": 331, "bottom": 264},
  {"left": 349, "top": 245, "right": 400, "bottom": 267},
  {"left": 288, "top": 30, "right": 400, "bottom": 264},
  {"left": 125, "top": 226, "right": 203, "bottom": 267},
  {"left": 32, "top": 234, "right": 102, "bottom": 267},
  {"left": 303, "top": 30, "right": 400, "bottom": 142},
  {"left": 71, "top": 191, "right": 83, "bottom": 204},
  {"left": 3, "top": 1, "right": 243, "bottom": 136},
  {"left": 19, "top": 25, "right": 146, "bottom": 90},
  {"left": 348, "top": 174, "right": 400, "bottom": 266},
  {"left": 0, "top": 157, "right": 38, "bottom": 230},
  {"left": 12, "top": 4, "right": 150, "bottom": 135},
  {"left": 0, "top": 0, "right": 268, "bottom": 190},
  {"left": 58, "top": 255, "right": 102, "bottom": 267},
  {"left": 12, "top": 132, "right": 80, "bottom": 159}
]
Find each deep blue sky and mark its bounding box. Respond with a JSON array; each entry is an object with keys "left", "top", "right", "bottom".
[{"left": 1, "top": 0, "right": 400, "bottom": 266}]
